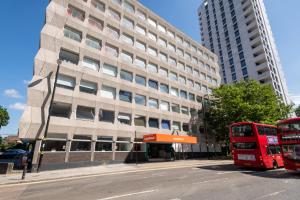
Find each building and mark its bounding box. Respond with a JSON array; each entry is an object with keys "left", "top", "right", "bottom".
[
  {"left": 19, "top": 0, "right": 220, "bottom": 170},
  {"left": 198, "top": 0, "right": 289, "bottom": 104}
]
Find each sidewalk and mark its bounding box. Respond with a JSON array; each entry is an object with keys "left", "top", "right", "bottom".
[{"left": 0, "top": 159, "right": 233, "bottom": 186}]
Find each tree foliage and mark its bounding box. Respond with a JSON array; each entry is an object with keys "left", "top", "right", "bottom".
[
  {"left": 206, "top": 80, "right": 293, "bottom": 142},
  {"left": 0, "top": 106, "right": 9, "bottom": 129},
  {"left": 295, "top": 105, "right": 300, "bottom": 117}
]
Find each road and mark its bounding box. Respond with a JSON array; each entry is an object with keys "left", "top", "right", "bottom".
[{"left": 0, "top": 163, "right": 299, "bottom": 200}]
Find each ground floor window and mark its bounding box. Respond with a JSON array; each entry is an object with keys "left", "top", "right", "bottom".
[
  {"left": 96, "top": 136, "right": 113, "bottom": 152},
  {"left": 116, "top": 137, "right": 131, "bottom": 151},
  {"left": 43, "top": 140, "right": 66, "bottom": 152},
  {"left": 70, "top": 135, "right": 92, "bottom": 151}
]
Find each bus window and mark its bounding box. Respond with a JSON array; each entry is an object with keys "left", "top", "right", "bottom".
[
  {"left": 267, "top": 146, "right": 280, "bottom": 155},
  {"left": 282, "top": 144, "right": 300, "bottom": 160},
  {"left": 257, "top": 126, "right": 265, "bottom": 135},
  {"left": 232, "top": 125, "right": 253, "bottom": 137},
  {"left": 233, "top": 142, "right": 257, "bottom": 150}
]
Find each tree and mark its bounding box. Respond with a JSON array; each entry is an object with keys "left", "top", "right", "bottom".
[
  {"left": 295, "top": 105, "right": 300, "bottom": 117},
  {"left": 206, "top": 80, "right": 293, "bottom": 142},
  {"left": 0, "top": 106, "right": 9, "bottom": 129}
]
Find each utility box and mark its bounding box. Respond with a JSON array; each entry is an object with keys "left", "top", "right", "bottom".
[{"left": 0, "top": 162, "right": 14, "bottom": 174}]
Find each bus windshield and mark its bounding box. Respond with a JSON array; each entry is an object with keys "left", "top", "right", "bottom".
[
  {"left": 282, "top": 144, "right": 300, "bottom": 161},
  {"left": 231, "top": 125, "right": 253, "bottom": 137},
  {"left": 278, "top": 121, "right": 300, "bottom": 134}
]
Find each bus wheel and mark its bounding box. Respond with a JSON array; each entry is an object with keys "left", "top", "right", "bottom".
[{"left": 273, "top": 160, "right": 278, "bottom": 169}]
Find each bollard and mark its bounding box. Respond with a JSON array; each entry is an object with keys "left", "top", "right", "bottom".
[{"left": 22, "top": 164, "right": 27, "bottom": 180}]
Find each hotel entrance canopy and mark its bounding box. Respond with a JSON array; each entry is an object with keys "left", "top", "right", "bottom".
[{"left": 143, "top": 134, "right": 197, "bottom": 144}]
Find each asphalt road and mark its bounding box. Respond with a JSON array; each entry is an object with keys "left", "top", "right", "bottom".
[{"left": 0, "top": 163, "right": 299, "bottom": 200}]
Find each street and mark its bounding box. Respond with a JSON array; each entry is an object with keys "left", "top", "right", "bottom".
[{"left": 0, "top": 162, "right": 299, "bottom": 200}]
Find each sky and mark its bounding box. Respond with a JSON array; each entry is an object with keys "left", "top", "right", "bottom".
[{"left": 0, "top": 0, "right": 299, "bottom": 136}]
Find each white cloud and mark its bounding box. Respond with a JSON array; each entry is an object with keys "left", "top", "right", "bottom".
[
  {"left": 9, "top": 103, "right": 26, "bottom": 111},
  {"left": 4, "top": 89, "right": 22, "bottom": 99},
  {"left": 290, "top": 94, "right": 300, "bottom": 106}
]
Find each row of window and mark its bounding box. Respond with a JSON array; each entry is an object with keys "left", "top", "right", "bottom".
[
  {"left": 75, "top": 0, "right": 216, "bottom": 63},
  {"left": 50, "top": 102, "right": 193, "bottom": 131}
]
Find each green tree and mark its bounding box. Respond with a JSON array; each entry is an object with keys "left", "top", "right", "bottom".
[
  {"left": 0, "top": 106, "right": 9, "bottom": 129},
  {"left": 206, "top": 80, "right": 292, "bottom": 142},
  {"left": 295, "top": 105, "right": 300, "bottom": 117}
]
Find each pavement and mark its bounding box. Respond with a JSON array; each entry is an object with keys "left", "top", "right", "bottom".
[{"left": 0, "top": 160, "right": 300, "bottom": 200}]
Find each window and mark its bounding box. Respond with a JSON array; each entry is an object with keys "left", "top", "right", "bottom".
[
  {"left": 160, "top": 83, "right": 169, "bottom": 93},
  {"left": 169, "top": 57, "right": 176, "bottom": 67},
  {"left": 159, "top": 52, "right": 168, "bottom": 62},
  {"left": 120, "top": 51, "right": 133, "bottom": 63},
  {"left": 123, "top": 0, "right": 135, "bottom": 13},
  {"left": 162, "top": 120, "right": 170, "bottom": 129},
  {"left": 99, "top": 109, "right": 114, "bottom": 123},
  {"left": 135, "top": 75, "right": 146, "bottom": 86},
  {"left": 160, "top": 101, "right": 169, "bottom": 111},
  {"left": 136, "top": 10, "right": 146, "bottom": 20},
  {"left": 177, "top": 48, "right": 184, "bottom": 56},
  {"left": 181, "top": 107, "right": 189, "bottom": 115},
  {"left": 178, "top": 62, "right": 185, "bottom": 71},
  {"left": 172, "top": 103, "right": 180, "bottom": 113},
  {"left": 44, "top": 140, "right": 67, "bottom": 152},
  {"left": 167, "top": 30, "right": 175, "bottom": 38},
  {"left": 57, "top": 74, "right": 76, "bottom": 90},
  {"left": 192, "top": 57, "right": 198, "bottom": 64},
  {"left": 135, "top": 40, "right": 146, "bottom": 51},
  {"left": 135, "top": 94, "right": 146, "bottom": 106},
  {"left": 148, "top": 47, "right": 158, "bottom": 57},
  {"left": 183, "top": 123, "right": 189, "bottom": 132},
  {"left": 159, "top": 67, "right": 168, "bottom": 77},
  {"left": 100, "top": 85, "right": 116, "bottom": 99},
  {"left": 189, "top": 93, "right": 195, "bottom": 101},
  {"left": 134, "top": 57, "right": 146, "bottom": 69},
  {"left": 196, "top": 96, "right": 202, "bottom": 103},
  {"left": 108, "top": 8, "right": 121, "bottom": 21},
  {"left": 185, "top": 53, "right": 191, "bottom": 60},
  {"left": 88, "top": 15, "right": 104, "bottom": 30},
  {"left": 172, "top": 121, "right": 181, "bottom": 131},
  {"left": 148, "top": 31, "right": 157, "bottom": 41},
  {"left": 102, "top": 63, "right": 118, "bottom": 77},
  {"left": 116, "top": 137, "right": 131, "bottom": 151},
  {"left": 186, "top": 66, "right": 193, "bottom": 73},
  {"left": 67, "top": 5, "right": 85, "bottom": 21},
  {"left": 64, "top": 26, "right": 82, "bottom": 42},
  {"left": 80, "top": 80, "right": 97, "bottom": 94},
  {"left": 120, "top": 33, "right": 133, "bottom": 45},
  {"left": 106, "top": 25, "right": 119, "bottom": 39},
  {"left": 179, "top": 76, "right": 186, "bottom": 84},
  {"left": 117, "top": 113, "right": 131, "bottom": 125},
  {"left": 112, "top": 0, "right": 121, "bottom": 5},
  {"left": 193, "top": 69, "right": 200, "bottom": 77},
  {"left": 183, "top": 40, "right": 190, "bottom": 47},
  {"left": 158, "top": 24, "right": 166, "bottom": 33},
  {"left": 136, "top": 24, "right": 146, "bottom": 35},
  {"left": 170, "top": 87, "right": 179, "bottom": 97},
  {"left": 105, "top": 43, "right": 118, "bottom": 57},
  {"left": 168, "top": 43, "right": 176, "bottom": 52},
  {"left": 92, "top": 0, "right": 105, "bottom": 11},
  {"left": 76, "top": 106, "right": 95, "bottom": 120},
  {"left": 231, "top": 125, "right": 253, "bottom": 137},
  {"left": 158, "top": 38, "right": 167, "bottom": 47},
  {"left": 195, "top": 82, "right": 201, "bottom": 91},
  {"left": 188, "top": 79, "right": 194, "bottom": 87},
  {"left": 86, "top": 35, "right": 102, "bottom": 50},
  {"left": 59, "top": 49, "right": 79, "bottom": 65},
  {"left": 148, "top": 79, "right": 158, "bottom": 90},
  {"left": 82, "top": 57, "right": 100, "bottom": 71},
  {"left": 149, "top": 118, "right": 159, "bottom": 128},
  {"left": 134, "top": 115, "right": 146, "bottom": 127},
  {"left": 148, "top": 63, "right": 158, "bottom": 73},
  {"left": 71, "top": 135, "right": 91, "bottom": 151},
  {"left": 121, "top": 17, "right": 134, "bottom": 29},
  {"left": 120, "top": 70, "right": 133, "bottom": 82},
  {"left": 176, "top": 35, "right": 183, "bottom": 44},
  {"left": 119, "top": 90, "right": 132, "bottom": 103},
  {"left": 180, "top": 90, "right": 187, "bottom": 99},
  {"left": 169, "top": 72, "right": 178, "bottom": 81},
  {"left": 96, "top": 136, "right": 113, "bottom": 152},
  {"left": 50, "top": 102, "right": 72, "bottom": 118},
  {"left": 148, "top": 98, "right": 158, "bottom": 109},
  {"left": 148, "top": 17, "right": 157, "bottom": 27}
]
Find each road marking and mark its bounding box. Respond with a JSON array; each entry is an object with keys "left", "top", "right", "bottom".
[
  {"left": 253, "top": 189, "right": 286, "bottom": 200},
  {"left": 97, "top": 190, "right": 156, "bottom": 200},
  {"left": 192, "top": 177, "right": 229, "bottom": 185}
]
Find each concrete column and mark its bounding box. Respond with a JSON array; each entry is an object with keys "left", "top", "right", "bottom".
[
  {"left": 32, "top": 140, "right": 42, "bottom": 168},
  {"left": 91, "top": 140, "right": 96, "bottom": 162},
  {"left": 65, "top": 140, "right": 71, "bottom": 163}
]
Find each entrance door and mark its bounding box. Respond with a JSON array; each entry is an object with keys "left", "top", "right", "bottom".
[{"left": 147, "top": 143, "right": 173, "bottom": 161}]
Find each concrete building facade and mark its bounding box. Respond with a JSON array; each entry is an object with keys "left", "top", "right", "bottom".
[
  {"left": 198, "top": 0, "right": 289, "bottom": 104},
  {"left": 19, "top": 0, "right": 221, "bottom": 170}
]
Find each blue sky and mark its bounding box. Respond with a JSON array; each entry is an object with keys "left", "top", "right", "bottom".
[{"left": 0, "top": 0, "right": 299, "bottom": 136}]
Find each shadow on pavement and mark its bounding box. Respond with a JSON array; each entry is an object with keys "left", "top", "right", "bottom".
[{"left": 197, "top": 164, "right": 300, "bottom": 179}]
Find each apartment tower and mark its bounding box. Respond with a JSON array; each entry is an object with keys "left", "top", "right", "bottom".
[
  {"left": 19, "top": 0, "right": 220, "bottom": 170},
  {"left": 198, "top": 0, "right": 289, "bottom": 103}
]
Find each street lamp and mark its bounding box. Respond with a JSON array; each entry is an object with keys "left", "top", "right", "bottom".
[
  {"left": 202, "top": 93, "right": 211, "bottom": 160},
  {"left": 37, "top": 59, "right": 62, "bottom": 172}
]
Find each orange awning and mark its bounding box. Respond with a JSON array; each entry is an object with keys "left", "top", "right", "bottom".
[{"left": 143, "top": 134, "right": 197, "bottom": 144}]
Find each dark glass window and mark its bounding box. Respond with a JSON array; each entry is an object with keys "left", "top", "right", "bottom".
[
  {"left": 149, "top": 118, "right": 159, "bottom": 128},
  {"left": 119, "top": 90, "right": 132, "bottom": 103},
  {"left": 99, "top": 109, "right": 115, "bottom": 123}
]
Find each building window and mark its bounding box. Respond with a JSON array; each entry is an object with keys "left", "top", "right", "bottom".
[
  {"left": 183, "top": 123, "right": 189, "bottom": 132},
  {"left": 170, "top": 87, "right": 179, "bottom": 97},
  {"left": 117, "top": 113, "right": 131, "bottom": 125},
  {"left": 181, "top": 107, "right": 189, "bottom": 115},
  {"left": 160, "top": 101, "right": 170, "bottom": 111},
  {"left": 159, "top": 67, "right": 168, "bottom": 77},
  {"left": 59, "top": 49, "right": 79, "bottom": 65},
  {"left": 160, "top": 83, "right": 169, "bottom": 93},
  {"left": 82, "top": 57, "right": 100, "bottom": 71},
  {"left": 102, "top": 63, "right": 118, "bottom": 77},
  {"left": 136, "top": 9, "right": 146, "bottom": 20},
  {"left": 148, "top": 17, "right": 157, "bottom": 27},
  {"left": 106, "top": 25, "right": 119, "bottom": 39},
  {"left": 57, "top": 73, "right": 76, "bottom": 91},
  {"left": 123, "top": 0, "right": 135, "bottom": 13},
  {"left": 149, "top": 118, "right": 159, "bottom": 128},
  {"left": 169, "top": 57, "right": 177, "bottom": 67},
  {"left": 120, "top": 33, "right": 134, "bottom": 45},
  {"left": 159, "top": 52, "right": 168, "bottom": 62},
  {"left": 161, "top": 120, "right": 170, "bottom": 129},
  {"left": 116, "top": 137, "right": 131, "bottom": 151},
  {"left": 86, "top": 35, "right": 102, "bottom": 50},
  {"left": 168, "top": 43, "right": 176, "bottom": 52},
  {"left": 180, "top": 90, "right": 187, "bottom": 99},
  {"left": 134, "top": 57, "right": 146, "bottom": 69},
  {"left": 95, "top": 136, "right": 113, "bottom": 152},
  {"left": 167, "top": 30, "right": 175, "bottom": 39},
  {"left": 79, "top": 80, "right": 97, "bottom": 94},
  {"left": 148, "top": 98, "right": 158, "bottom": 109},
  {"left": 195, "top": 82, "right": 201, "bottom": 91},
  {"left": 148, "top": 47, "right": 158, "bottom": 57},
  {"left": 134, "top": 115, "right": 146, "bottom": 127},
  {"left": 178, "top": 62, "right": 185, "bottom": 71},
  {"left": 76, "top": 106, "right": 95, "bottom": 120},
  {"left": 108, "top": 8, "right": 121, "bottom": 21},
  {"left": 171, "top": 103, "right": 180, "bottom": 113},
  {"left": 105, "top": 43, "right": 119, "bottom": 57},
  {"left": 135, "top": 75, "right": 146, "bottom": 86},
  {"left": 148, "top": 31, "right": 157, "bottom": 42},
  {"left": 179, "top": 76, "right": 186, "bottom": 84},
  {"left": 120, "top": 70, "right": 133, "bottom": 82},
  {"left": 50, "top": 102, "right": 72, "bottom": 118},
  {"left": 100, "top": 85, "right": 116, "bottom": 99},
  {"left": 187, "top": 79, "right": 194, "bottom": 87},
  {"left": 88, "top": 15, "right": 104, "bottom": 31},
  {"left": 169, "top": 72, "right": 178, "bottom": 81},
  {"left": 172, "top": 121, "right": 181, "bottom": 131},
  {"left": 148, "top": 63, "right": 158, "bottom": 73},
  {"left": 158, "top": 24, "right": 166, "bottom": 33},
  {"left": 158, "top": 38, "right": 167, "bottom": 47},
  {"left": 135, "top": 40, "right": 146, "bottom": 51},
  {"left": 121, "top": 17, "right": 134, "bottom": 29},
  {"left": 186, "top": 66, "right": 193, "bottom": 74},
  {"left": 136, "top": 24, "right": 146, "bottom": 35},
  {"left": 71, "top": 135, "right": 92, "bottom": 151},
  {"left": 135, "top": 94, "right": 146, "bottom": 106},
  {"left": 64, "top": 26, "right": 82, "bottom": 42},
  {"left": 189, "top": 93, "right": 195, "bottom": 101},
  {"left": 67, "top": 5, "right": 85, "bottom": 21},
  {"left": 92, "top": 0, "right": 105, "bottom": 12},
  {"left": 99, "top": 109, "right": 114, "bottom": 123},
  {"left": 148, "top": 79, "right": 158, "bottom": 90},
  {"left": 119, "top": 90, "right": 132, "bottom": 103},
  {"left": 44, "top": 139, "right": 67, "bottom": 152}
]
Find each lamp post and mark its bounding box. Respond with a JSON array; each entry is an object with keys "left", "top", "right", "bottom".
[
  {"left": 37, "top": 59, "right": 62, "bottom": 172},
  {"left": 202, "top": 94, "right": 210, "bottom": 160}
]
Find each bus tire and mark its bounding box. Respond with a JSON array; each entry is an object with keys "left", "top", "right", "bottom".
[{"left": 273, "top": 160, "right": 278, "bottom": 169}]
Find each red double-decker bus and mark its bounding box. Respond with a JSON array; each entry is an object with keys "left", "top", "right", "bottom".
[
  {"left": 277, "top": 117, "right": 300, "bottom": 170},
  {"left": 230, "top": 122, "right": 283, "bottom": 169}
]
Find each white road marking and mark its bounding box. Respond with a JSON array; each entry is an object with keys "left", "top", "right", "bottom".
[
  {"left": 97, "top": 190, "right": 156, "bottom": 200},
  {"left": 192, "top": 177, "right": 229, "bottom": 185},
  {"left": 253, "top": 189, "right": 286, "bottom": 200}
]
